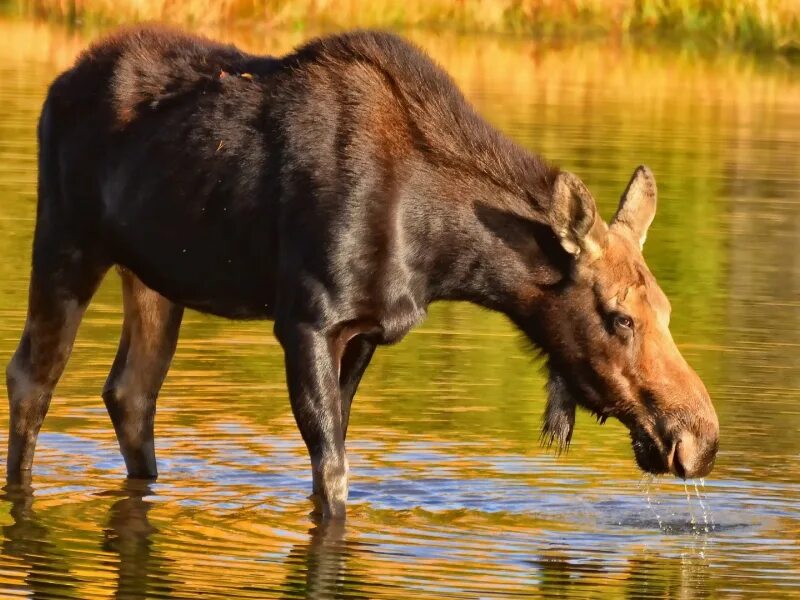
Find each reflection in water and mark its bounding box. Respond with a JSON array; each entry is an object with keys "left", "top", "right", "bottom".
[
  {"left": 0, "top": 17, "right": 799, "bottom": 600},
  {"left": 280, "top": 520, "right": 366, "bottom": 600},
  {"left": 100, "top": 481, "right": 173, "bottom": 599},
  {"left": 1, "top": 480, "right": 173, "bottom": 599},
  {"left": 624, "top": 551, "right": 711, "bottom": 600},
  {"left": 2, "top": 478, "right": 81, "bottom": 598},
  {"left": 534, "top": 538, "right": 712, "bottom": 597}
]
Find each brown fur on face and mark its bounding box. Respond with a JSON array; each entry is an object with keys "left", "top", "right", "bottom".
[{"left": 537, "top": 167, "right": 719, "bottom": 478}]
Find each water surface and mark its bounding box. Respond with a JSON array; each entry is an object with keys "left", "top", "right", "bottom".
[{"left": 0, "top": 20, "right": 799, "bottom": 598}]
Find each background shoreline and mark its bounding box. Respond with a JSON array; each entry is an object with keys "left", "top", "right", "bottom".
[{"left": 5, "top": 0, "right": 800, "bottom": 55}]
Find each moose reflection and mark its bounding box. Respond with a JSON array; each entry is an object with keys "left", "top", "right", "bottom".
[{"left": 5, "top": 27, "right": 718, "bottom": 518}]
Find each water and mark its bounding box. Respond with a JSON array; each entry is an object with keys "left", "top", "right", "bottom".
[{"left": 1, "top": 19, "right": 800, "bottom": 598}]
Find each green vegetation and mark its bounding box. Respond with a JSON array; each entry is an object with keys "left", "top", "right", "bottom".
[{"left": 10, "top": 0, "right": 800, "bottom": 53}]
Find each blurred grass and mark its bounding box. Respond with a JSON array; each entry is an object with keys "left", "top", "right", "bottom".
[{"left": 6, "top": 0, "right": 800, "bottom": 54}]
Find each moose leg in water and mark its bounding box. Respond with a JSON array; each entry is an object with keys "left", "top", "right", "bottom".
[
  {"left": 6, "top": 239, "right": 108, "bottom": 482},
  {"left": 102, "top": 270, "right": 184, "bottom": 479},
  {"left": 277, "top": 322, "right": 349, "bottom": 519}
]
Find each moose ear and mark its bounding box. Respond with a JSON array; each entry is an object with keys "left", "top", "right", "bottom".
[
  {"left": 611, "top": 165, "right": 657, "bottom": 249},
  {"left": 551, "top": 171, "right": 606, "bottom": 260}
]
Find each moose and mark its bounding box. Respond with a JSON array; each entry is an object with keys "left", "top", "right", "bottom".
[{"left": 5, "top": 27, "right": 719, "bottom": 518}]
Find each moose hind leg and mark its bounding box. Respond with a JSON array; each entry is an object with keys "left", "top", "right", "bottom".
[
  {"left": 6, "top": 257, "right": 107, "bottom": 482},
  {"left": 102, "top": 270, "right": 183, "bottom": 479}
]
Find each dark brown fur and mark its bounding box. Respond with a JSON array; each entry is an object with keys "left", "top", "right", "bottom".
[{"left": 5, "top": 27, "right": 718, "bottom": 518}]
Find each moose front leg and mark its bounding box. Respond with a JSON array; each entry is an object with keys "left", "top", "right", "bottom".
[{"left": 276, "top": 322, "right": 348, "bottom": 519}]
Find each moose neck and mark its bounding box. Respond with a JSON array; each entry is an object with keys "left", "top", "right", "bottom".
[{"left": 419, "top": 157, "right": 567, "bottom": 324}]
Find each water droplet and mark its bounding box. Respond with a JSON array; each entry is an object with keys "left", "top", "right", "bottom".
[
  {"left": 684, "top": 481, "right": 698, "bottom": 531},
  {"left": 694, "top": 479, "right": 714, "bottom": 533},
  {"left": 642, "top": 476, "right": 665, "bottom": 532}
]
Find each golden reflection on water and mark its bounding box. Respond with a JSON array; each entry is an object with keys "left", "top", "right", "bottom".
[{"left": 0, "top": 18, "right": 800, "bottom": 599}]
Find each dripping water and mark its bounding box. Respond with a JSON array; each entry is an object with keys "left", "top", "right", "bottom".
[
  {"left": 641, "top": 474, "right": 665, "bottom": 532},
  {"left": 642, "top": 476, "right": 715, "bottom": 537},
  {"left": 695, "top": 479, "right": 715, "bottom": 533},
  {"left": 684, "top": 481, "right": 698, "bottom": 530}
]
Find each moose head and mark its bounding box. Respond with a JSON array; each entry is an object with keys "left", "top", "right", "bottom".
[{"left": 534, "top": 166, "right": 719, "bottom": 479}]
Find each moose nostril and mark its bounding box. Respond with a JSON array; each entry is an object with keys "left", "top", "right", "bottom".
[
  {"left": 671, "top": 431, "right": 716, "bottom": 479},
  {"left": 672, "top": 440, "right": 687, "bottom": 479}
]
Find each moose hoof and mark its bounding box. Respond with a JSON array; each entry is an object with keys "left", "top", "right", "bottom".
[{"left": 308, "top": 493, "right": 346, "bottom": 520}]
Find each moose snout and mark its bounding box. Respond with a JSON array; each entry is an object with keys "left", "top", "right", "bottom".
[
  {"left": 634, "top": 410, "right": 719, "bottom": 479},
  {"left": 667, "top": 429, "right": 717, "bottom": 479},
  {"left": 657, "top": 362, "right": 720, "bottom": 479},
  {"left": 664, "top": 405, "right": 719, "bottom": 479}
]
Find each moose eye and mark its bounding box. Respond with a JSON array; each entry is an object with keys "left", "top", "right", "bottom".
[{"left": 613, "top": 313, "right": 634, "bottom": 333}]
